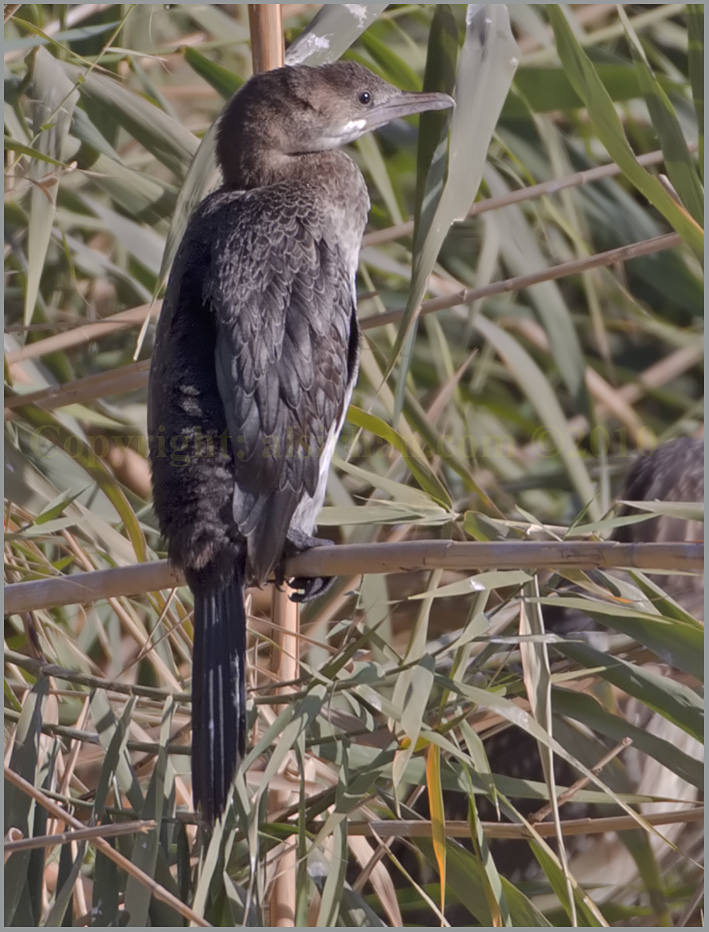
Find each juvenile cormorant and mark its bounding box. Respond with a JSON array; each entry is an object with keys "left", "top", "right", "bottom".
[{"left": 148, "top": 62, "right": 453, "bottom": 823}]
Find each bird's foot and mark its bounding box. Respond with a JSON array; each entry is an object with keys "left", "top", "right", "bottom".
[
  {"left": 289, "top": 574, "right": 335, "bottom": 603},
  {"left": 278, "top": 532, "right": 335, "bottom": 603}
]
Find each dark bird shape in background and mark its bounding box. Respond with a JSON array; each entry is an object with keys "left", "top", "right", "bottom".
[
  {"left": 613, "top": 435, "right": 704, "bottom": 617},
  {"left": 479, "top": 436, "right": 704, "bottom": 889},
  {"left": 148, "top": 62, "right": 453, "bottom": 824}
]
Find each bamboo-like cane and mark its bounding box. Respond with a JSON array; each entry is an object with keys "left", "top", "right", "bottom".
[
  {"left": 248, "top": 3, "right": 285, "bottom": 74},
  {"left": 4, "top": 541, "right": 702, "bottom": 615},
  {"left": 338, "top": 806, "right": 705, "bottom": 839},
  {"left": 245, "top": 5, "right": 296, "bottom": 925},
  {"left": 5, "top": 304, "right": 156, "bottom": 366},
  {"left": 361, "top": 233, "right": 681, "bottom": 329},
  {"left": 4, "top": 819, "right": 156, "bottom": 855},
  {"left": 268, "top": 576, "right": 299, "bottom": 928},
  {"left": 5, "top": 231, "right": 683, "bottom": 381}
]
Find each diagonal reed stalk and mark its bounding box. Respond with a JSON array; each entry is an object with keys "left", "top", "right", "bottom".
[
  {"left": 4, "top": 767, "right": 210, "bottom": 926},
  {"left": 5, "top": 147, "right": 688, "bottom": 369},
  {"left": 4, "top": 233, "right": 685, "bottom": 417}
]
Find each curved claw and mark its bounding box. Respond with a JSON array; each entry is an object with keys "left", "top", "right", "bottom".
[
  {"left": 278, "top": 533, "right": 335, "bottom": 602},
  {"left": 288, "top": 574, "right": 335, "bottom": 603}
]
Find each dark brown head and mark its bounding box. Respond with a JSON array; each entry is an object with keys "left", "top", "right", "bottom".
[{"left": 217, "top": 61, "right": 454, "bottom": 188}]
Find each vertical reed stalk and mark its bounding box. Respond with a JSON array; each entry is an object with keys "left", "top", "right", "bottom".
[{"left": 246, "top": 5, "right": 297, "bottom": 924}]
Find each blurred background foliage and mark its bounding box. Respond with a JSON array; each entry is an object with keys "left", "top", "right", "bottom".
[{"left": 4, "top": 3, "right": 703, "bottom": 927}]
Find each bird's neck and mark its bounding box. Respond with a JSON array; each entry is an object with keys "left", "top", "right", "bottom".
[{"left": 221, "top": 147, "right": 361, "bottom": 194}]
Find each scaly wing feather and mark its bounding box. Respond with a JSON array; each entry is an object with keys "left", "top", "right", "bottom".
[{"left": 206, "top": 187, "right": 357, "bottom": 584}]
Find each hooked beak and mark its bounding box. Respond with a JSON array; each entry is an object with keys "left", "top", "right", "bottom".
[
  {"left": 316, "top": 89, "right": 455, "bottom": 150},
  {"left": 365, "top": 90, "right": 455, "bottom": 132}
]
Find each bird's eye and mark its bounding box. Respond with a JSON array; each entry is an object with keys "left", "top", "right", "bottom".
[{"left": 359, "top": 91, "right": 372, "bottom": 105}]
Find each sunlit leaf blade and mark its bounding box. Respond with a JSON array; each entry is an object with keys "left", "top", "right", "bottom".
[
  {"left": 3, "top": 138, "right": 65, "bottom": 168},
  {"left": 15, "top": 404, "right": 147, "bottom": 562},
  {"left": 416, "top": 836, "right": 552, "bottom": 926},
  {"left": 80, "top": 150, "right": 176, "bottom": 223},
  {"left": 484, "top": 164, "right": 588, "bottom": 408},
  {"left": 358, "top": 25, "right": 422, "bottom": 91},
  {"left": 337, "top": 883, "right": 389, "bottom": 927},
  {"left": 6, "top": 18, "right": 119, "bottom": 53},
  {"left": 184, "top": 3, "right": 250, "bottom": 43},
  {"left": 454, "top": 679, "right": 658, "bottom": 831},
  {"left": 415, "top": 2, "right": 458, "bottom": 204},
  {"left": 546, "top": 5, "right": 703, "bottom": 259},
  {"left": 4, "top": 678, "right": 49, "bottom": 926},
  {"left": 394, "top": 656, "right": 435, "bottom": 784},
  {"left": 183, "top": 46, "right": 242, "bottom": 99},
  {"left": 347, "top": 404, "right": 451, "bottom": 506},
  {"left": 426, "top": 743, "right": 447, "bottom": 917},
  {"left": 552, "top": 688, "right": 702, "bottom": 789},
  {"left": 527, "top": 838, "right": 606, "bottom": 926},
  {"left": 474, "top": 313, "right": 599, "bottom": 518},
  {"left": 687, "top": 6, "right": 703, "bottom": 170},
  {"left": 624, "top": 570, "right": 704, "bottom": 631},
  {"left": 619, "top": 500, "right": 704, "bottom": 522},
  {"left": 408, "top": 569, "right": 532, "bottom": 600},
  {"left": 286, "top": 4, "right": 387, "bottom": 66},
  {"left": 44, "top": 841, "right": 87, "bottom": 927},
  {"left": 81, "top": 195, "right": 164, "bottom": 274},
  {"left": 619, "top": 7, "right": 703, "bottom": 224},
  {"left": 157, "top": 120, "right": 221, "bottom": 291},
  {"left": 316, "top": 820, "right": 348, "bottom": 926},
  {"left": 69, "top": 104, "right": 123, "bottom": 160},
  {"left": 331, "top": 454, "right": 452, "bottom": 515},
  {"left": 505, "top": 63, "right": 687, "bottom": 118},
  {"left": 355, "top": 130, "right": 404, "bottom": 225},
  {"left": 466, "top": 791, "right": 508, "bottom": 927},
  {"left": 90, "top": 693, "right": 144, "bottom": 818},
  {"left": 317, "top": 502, "right": 451, "bottom": 526},
  {"left": 124, "top": 700, "right": 175, "bottom": 925},
  {"left": 24, "top": 48, "right": 78, "bottom": 326},
  {"left": 521, "top": 579, "right": 578, "bottom": 923},
  {"left": 60, "top": 62, "right": 199, "bottom": 177},
  {"left": 541, "top": 594, "right": 704, "bottom": 678},
  {"left": 392, "top": 4, "right": 520, "bottom": 414},
  {"left": 555, "top": 639, "right": 703, "bottom": 742},
  {"left": 392, "top": 595, "right": 439, "bottom": 794}
]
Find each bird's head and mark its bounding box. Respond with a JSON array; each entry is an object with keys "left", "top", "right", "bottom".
[{"left": 217, "top": 61, "right": 454, "bottom": 186}]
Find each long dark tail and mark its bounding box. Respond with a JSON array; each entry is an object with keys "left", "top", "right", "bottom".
[{"left": 187, "top": 562, "right": 246, "bottom": 825}]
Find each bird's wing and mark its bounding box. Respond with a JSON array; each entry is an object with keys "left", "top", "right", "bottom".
[{"left": 206, "top": 191, "right": 358, "bottom": 585}]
